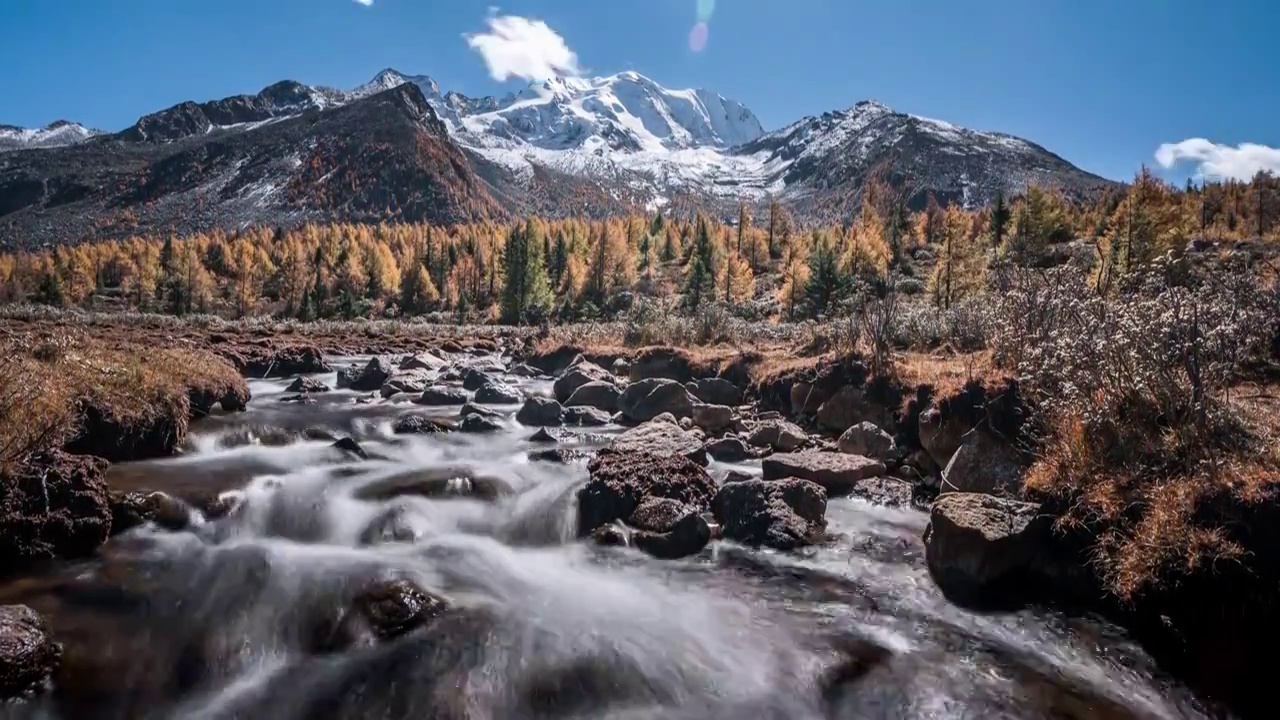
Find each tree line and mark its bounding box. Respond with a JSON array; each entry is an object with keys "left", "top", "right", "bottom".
[{"left": 2, "top": 169, "right": 1278, "bottom": 321}]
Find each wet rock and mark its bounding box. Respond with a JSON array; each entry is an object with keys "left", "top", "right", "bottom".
[
  {"left": 849, "top": 477, "right": 914, "bottom": 508},
  {"left": 285, "top": 376, "right": 331, "bottom": 394},
  {"left": 713, "top": 478, "right": 827, "bottom": 550},
  {"left": 0, "top": 451, "right": 111, "bottom": 567},
  {"left": 691, "top": 403, "right": 734, "bottom": 432},
  {"left": 627, "top": 498, "right": 712, "bottom": 559},
  {"left": 319, "top": 578, "right": 450, "bottom": 652},
  {"left": 516, "top": 397, "right": 563, "bottom": 427},
  {"left": 109, "top": 491, "right": 192, "bottom": 533},
  {"left": 553, "top": 361, "right": 614, "bottom": 403},
  {"left": 589, "top": 522, "right": 631, "bottom": 547},
  {"left": 565, "top": 381, "right": 622, "bottom": 413},
  {"left": 358, "top": 506, "right": 428, "bottom": 546},
  {"left": 460, "top": 414, "right": 503, "bottom": 433},
  {"left": 527, "top": 427, "right": 562, "bottom": 443},
  {"left": 461, "top": 368, "right": 497, "bottom": 391},
  {"left": 628, "top": 347, "right": 694, "bottom": 383},
  {"left": 337, "top": 357, "right": 394, "bottom": 392},
  {"left": 474, "top": 381, "right": 523, "bottom": 405},
  {"left": 399, "top": 352, "right": 447, "bottom": 372},
  {"left": 527, "top": 448, "right": 588, "bottom": 464},
  {"left": 278, "top": 393, "right": 316, "bottom": 405},
  {"left": 0, "top": 605, "right": 61, "bottom": 699},
  {"left": 459, "top": 402, "right": 501, "bottom": 419},
  {"left": 391, "top": 414, "right": 455, "bottom": 435},
  {"left": 923, "top": 493, "right": 1049, "bottom": 608},
  {"left": 618, "top": 378, "right": 695, "bottom": 423},
  {"left": 610, "top": 419, "right": 708, "bottom": 466},
  {"left": 838, "top": 422, "right": 896, "bottom": 460},
  {"left": 562, "top": 405, "right": 612, "bottom": 427},
  {"left": 303, "top": 427, "right": 338, "bottom": 442},
  {"left": 722, "top": 469, "right": 755, "bottom": 484},
  {"left": 578, "top": 449, "right": 718, "bottom": 538},
  {"left": 380, "top": 371, "right": 434, "bottom": 399},
  {"left": 687, "top": 377, "right": 744, "bottom": 407},
  {"left": 818, "top": 635, "right": 895, "bottom": 709},
  {"left": 748, "top": 418, "right": 808, "bottom": 452},
  {"left": 705, "top": 436, "right": 753, "bottom": 462},
  {"left": 331, "top": 437, "right": 369, "bottom": 460},
  {"left": 510, "top": 363, "right": 542, "bottom": 378},
  {"left": 940, "top": 430, "right": 1024, "bottom": 496},
  {"left": 762, "top": 451, "right": 885, "bottom": 496},
  {"left": 355, "top": 469, "right": 513, "bottom": 503},
  {"left": 231, "top": 344, "right": 330, "bottom": 378},
  {"left": 417, "top": 386, "right": 469, "bottom": 406}
]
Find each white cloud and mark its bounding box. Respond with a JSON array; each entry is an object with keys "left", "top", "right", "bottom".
[
  {"left": 353, "top": 0, "right": 373, "bottom": 6},
  {"left": 465, "top": 14, "right": 580, "bottom": 83},
  {"left": 1155, "top": 139, "right": 1280, "bottom": 181}
]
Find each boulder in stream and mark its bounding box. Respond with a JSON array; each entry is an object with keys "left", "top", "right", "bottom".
[
  {"left": 687, "top": 377, "right": 744, "bottom": 407},
  {"left": 578, "top": 449, "right": 718, "bottom": 539},
  {"left": 712, "top": 478, "right": 827, "bottom": 550},
  {"left": 516, "top": 397, "right": 563, "bottom": 427},
  {"left": 923, "top": 492, "right": 1049, "bottom": 608},
  {"left": 705, "top": 436, "right": 753, "bottom": 462},
  {"left": 562, "top": 405, "right": 612, "bottom": 427},
  {"left": 565, "top": 381, "right": 622, "bottom": 413},
  {"left": 838, "top": 422, "right": 896, "bottom": 460},
  {"left": 474, "top": 381, "right": 523, "bottom": 405},
  {"left": 314, "top": 578, "right": 450, "bottom": 652},
  {"left": 355, "top": 468, "right": 512, "bottom": 503},
  {"left": 391, "top": 414, "right": 455, "bottom": 435},
  {"left": 762, "top": 451, "right": 885, "bottom": 496},
  {"left": 748, "top": 419, "right": 808, "bottom": 452},
  {"left": 331, "top": 437, "right": 369, "bottom": 460},
  {"left": 627, "top": 497, "right": 713, "bottom": 559},
  {"left": 940, "top": 430, "right": 1024, "bottom": 496},
  {"left": 0, "top": 605, "right": 61, "bottom": 699},
  {"left": 417, "top": 386, "right": 469, "bottom": 406},
  {"left": 553, "top": 361, "right": 614, "bottom": 404},
  {"left": 618, "top": 378, "right": 695, "bottom": 423},
  {"left": 460, "top": 414, "right": 503, "bottom": 433},
  {"left": 109, "top": 491, "right": 193, "bottom": 534},
  {"left": 337, "top": 357, "right": 394, "bottom": 392},
  {"left": 609, "top": 418, "right": 707, "bottom": 466},
  {"left": 286, "top": 376, "right": 331, "bottom": 394}
]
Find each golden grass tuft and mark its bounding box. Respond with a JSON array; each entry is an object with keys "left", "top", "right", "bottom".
[{"left": 0, "top": 330, "right": 249, "bottom": 467}]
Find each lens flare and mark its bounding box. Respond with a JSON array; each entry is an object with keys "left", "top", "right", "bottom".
[
  {"left": 689, "top": 21, "right": 709, "bottom": 52},
  {"left": 696, "top": 0, "right": 716, "bottom": 22}
]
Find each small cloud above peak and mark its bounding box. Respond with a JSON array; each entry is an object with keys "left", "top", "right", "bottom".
[
  {"left": 353, "top": 0, "right": 374, "bottom": 6},
  {"left": 1155, "top": 139, "right": 1280, "bottom": 181},
  {"left": 464, "top": 14, "right": 581, "bottom": 83}
]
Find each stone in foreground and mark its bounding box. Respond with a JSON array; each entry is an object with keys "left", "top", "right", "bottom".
[
  {"left": 577, "top": 449, "right": 718, "bottom": 539},
  {"left": 762, "top": 451, "right": 884, "bottom": 496},
  {"left": 618, "top": 378, "right": 695, "bottom": 423},
  {"left": 0, "top": 605, "right": 61, "bottom": 699},
  {"left": 837, "top": 422, "right": 896, "bottom": 460},
  {"left": 609, "top": 419, "right": 708, "bottom": 466},
  {"left": 516, "top": 397, "right": 563, "bottom": 427},
  {"left": 923, "top": 493, "right": 1048, "bottom": 609},
  {"left": 712, "top": 478, "right": 827, "bottom": 550},
  {"left": 748, "top": 419, "right": 808, "bottom": 452}
]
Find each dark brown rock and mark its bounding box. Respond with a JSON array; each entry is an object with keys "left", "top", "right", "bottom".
[
  {"left": 337, "top": 357, "right": 394, "bottom": 392},
  {"left": 618, "top": 378, "right": 695, "bottom": 423},
  {"left": 417, "top": 386, "right": 469, "bottom": 406},
  {"left": 577, "top": 449, "right": 718, "bottom": 538},
  {"left": 354, "top": 468, "right": 512, "bottom": 503},
  {"left": 229, "top": 344, "right": 330, "bottom": 378},
  {"left": 391, "top": 414, "right": 455, "bottom": 435},
  {"left": 565, "top": 381, "right": 622, "bottom": 413},
  {"left": 0, "top": 605, "right": 61, "bottom": 699},
  {"left": 330, "top": 437, "right": 369, "bottom": 460},
  {"left": 285, "top": 376, "right": 331, "bottom": 394},
  {"left": 0, "top": 451, "right": 111, "bottom": 568},
  {"left": 516, "top": 397, "right": 564, "bottom": 426},
  {"left": 923, "top": 493, "right": 1049, "bottom": 608},
  {"left": 609, "top": 419, "right": 707, "bottom": 465},
  {"left": 849, "top": 477, "right": 915, "bottom": 508},
  {"left": 762, "top": 451, "right": 885, "bottom": 496},
  {"left": 712, "top": 478, "right": 827, "bottom": 550},
  {"left": 109, "top": 490, "right": 192, "bottom": 533},
  {"left": 553, "top": 362, "right": 613, "bottom": 403}
]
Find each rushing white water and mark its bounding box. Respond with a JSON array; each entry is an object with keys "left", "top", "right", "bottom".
[{"left": 1, "top": 356, "right": 1212, "bottom": 720}]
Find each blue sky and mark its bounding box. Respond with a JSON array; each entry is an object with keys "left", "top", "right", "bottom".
[{"left": 2, "top": 0, "right": 1277, "bottom": 182}]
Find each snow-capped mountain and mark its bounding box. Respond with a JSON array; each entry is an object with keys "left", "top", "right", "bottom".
[
  {"left": 0, "top": 68, "right": 1116, "bottom": 248},
  {"left": 0, "top": 121, "right": 100, "bottom": 152}
]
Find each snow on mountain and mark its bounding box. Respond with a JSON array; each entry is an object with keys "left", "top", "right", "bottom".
[{"left": 0, "top": 120, "right": 100, "bottom": 152}]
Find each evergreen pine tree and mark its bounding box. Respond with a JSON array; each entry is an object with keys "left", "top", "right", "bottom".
[
  {"left": 500, "top": 220, "right": 553, "bottom": 323},
  {"left": 803, "top": 232, "right": 844, "bottom": 318},
  {"left": 683, "top": 216, "right": 716, "bottom": 308},
  {"left": 991, "top": 191, "right": 1011, "bottom": 248}
]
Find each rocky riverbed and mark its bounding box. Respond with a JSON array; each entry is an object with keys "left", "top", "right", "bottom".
[{"left": 0, "top": 343, "right": 1215, "bottom": 719}]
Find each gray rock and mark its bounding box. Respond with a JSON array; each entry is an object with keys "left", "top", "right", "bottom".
[
  {"left": 338, "top": 357, "right": 394, "bottom": 392},
  {"left": 565, "top": 381, "right": 622, "bottom": 412},
  {"left": 838, "top": 422, "right": 896, "bottom": 459},
  {"left": 627, "top": 497, "right": 713, "bottom": 559},
  {"left": 619, "top": 378, "right": 696, "bottom": 423},
  {"left": 713, "top": 478, "right": 827, "bottom": 550},
  {"left": 416, "top": 386, "right": 469, "bottom": 406},
  {"left": 919, "top": 403, "right": 972, "bottom": 470},
  {"left": 705, "top": 436, "right": 753, "bottom": 462},
  {"left": 610, "top": 419, "right": 708, "bottom": 465},
  {"left": 399, "top": 353, "right": 447, "bottom": 372},
  {"left": 578, "top": 449, "right": 718, "bottom": 537},
  {"left": 509, "top": 363, "right": 542, "bottom": 377},
  {"left": 762, "top": 451, "right": 885, "bottom": 496},
  {"left": 562, "top": 405, "right": 612, "bottom": 427},
  {"left": 474, "top": 381, "right": 523, "bottom": 405},
  {"left": 391, "top": 414, "right": 454, "bottom": 435},
  {"left": 941, "top": 431, "right": 1024, "bottom": 496},
  {"left": 553, "top": 361, "right": 613, "bottom": 403},
  {"left": 849, "top": 476, "right": 914, "bottom": 508},
  {"left": 691, "top": 404, "right": 735, "bottom": 432},
  {"left": 460, "top": 402, "right": 501, "bottom": 419},
  {"left": 286, "top": 376, "right": 331, "bottom": 394},
  {"left": 748, "top": 419, "right": 808, "bottom": 452},
  {"left": 790, "top": 381, "right": 826, "bottom": 415},
  {"left": 923, "top": 493, "right": 1049, "bottom": 608},
  {"left": 461, "top": 368, "right": 497, "bottom": 392},
  {"left": 516, "top": 397, "right": 563, "bottom": 427},
  {"left": 460, "top": 414, "right": 503, "bottom": 433},
  {"left": 817, "top": 386, "right": 892, "bottom": 433},
  {"left": 380, "top": 370, "right": 434, "bottom": 398},
  {"left": 688, "top": 377, "right": 744, "bottom": 406}
]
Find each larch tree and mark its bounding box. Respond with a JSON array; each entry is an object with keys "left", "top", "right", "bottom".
[{"left": 500, "top": 220, "right": 553, "bottom": 323}]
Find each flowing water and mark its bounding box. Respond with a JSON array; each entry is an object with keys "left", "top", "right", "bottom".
[{"left": 0, "top": 357, "right": 1214, "bottom": 719}]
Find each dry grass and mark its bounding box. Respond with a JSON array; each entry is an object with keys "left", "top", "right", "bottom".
[{"left": 0, "top": 329, "right": 248, "bottom": 468}]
